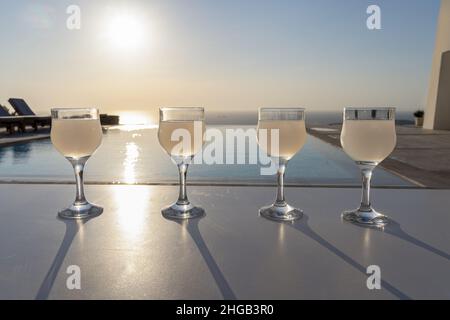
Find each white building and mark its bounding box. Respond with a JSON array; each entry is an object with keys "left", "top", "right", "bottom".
[{"left": 424, "top": 0, "right": 450, "bottom": 130}]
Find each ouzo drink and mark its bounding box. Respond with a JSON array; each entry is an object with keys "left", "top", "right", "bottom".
[
  {"left": 51, "top": 119, "right": 103, "bottom": 159},
  {"left": 158, "top": 120, "right": 205, "bottom": 158},
  {"left": 341, "top": 120, "right": 396, "bottom": 163},
  {"left": 257, "top": 120, "right": 307, "bottom": 160}
]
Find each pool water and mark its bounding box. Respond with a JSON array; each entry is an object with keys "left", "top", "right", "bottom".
[{"left": 0, "top": 126, "right": 411, "bottom": 186}]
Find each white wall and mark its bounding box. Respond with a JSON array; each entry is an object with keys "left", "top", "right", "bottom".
[{"left": 424, "top": 0, "right": 450, "bottom": 130}]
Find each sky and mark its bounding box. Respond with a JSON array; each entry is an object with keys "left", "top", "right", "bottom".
[{"left": 0, "top": 0, "right": 441, "bottom": 124}]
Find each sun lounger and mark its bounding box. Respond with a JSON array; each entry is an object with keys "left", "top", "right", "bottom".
[
  {"left": 0, "top": 106, "right": 26, "bottom": 133},
  {"left": 8, "top": 98, "right": 51, "bottom": 130},
  {"left": 0, "top": 117, "right": 26, "bottom": 134},
  {"left": 0, "top": 106, "right": 11, "bottom": 117},
  {"left": 8, "top": 98, "right": 37, "bottom": 116}
]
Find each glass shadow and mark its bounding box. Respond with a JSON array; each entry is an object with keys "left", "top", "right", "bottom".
[
  {"left": 35, "top": 216, "right": 95, "bottom": 300},
  {"left": 285, "top": 214, "right": 410, "bottom": 300},
  {"left": 166, "top": 217, "right": 237, "bottom": 300},
  {"left": 349, "top": 219, "right": 450, "bottom": 261}
]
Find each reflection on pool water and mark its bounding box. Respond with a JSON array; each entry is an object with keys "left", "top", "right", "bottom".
[{"left": 0, "top": 125, "right": 411, "bottom": 186}]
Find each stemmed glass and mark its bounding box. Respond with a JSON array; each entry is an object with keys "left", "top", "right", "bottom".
[
  {"left": 158, "top": 107, "right": 206, "bottom": 220},
  {"left": 257, "top": 108, "right": 307, "bottom": 221},
  {"left": 51, "top": 108, "right": 103, "bottom": 219},
  {"left": 340, "top": 107, "right": 397, "bottom": 227}
]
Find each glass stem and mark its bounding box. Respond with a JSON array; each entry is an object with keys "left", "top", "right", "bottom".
[
  {"left": 275, "top": 160, "right": 287, "bottom": 206},
  {"left": 69, "top": 157, "right": 88, "bottom": 206},
  {"left": 177, "top": 163, "right": 190, "bottom": 206},
  {"left": 358, "top": 163, "right": 375, "bottom": 211}
]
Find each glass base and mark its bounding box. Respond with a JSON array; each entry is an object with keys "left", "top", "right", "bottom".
[
  {"left": 342, "top": 208, "right": 389, "bottom": 227},
  {"left": 58, "top": 202, "right": 103, "bottom": 220},
  {"left": 259, "top": 203, "right": 303, "bottom": 222},
  {"left": 162, "top": 202, "right": 205, "bottom": 220}
]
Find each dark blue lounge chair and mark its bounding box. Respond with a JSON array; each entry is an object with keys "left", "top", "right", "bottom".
[{"left": 8, "top": 98, "right": 51, "bottom": 131}]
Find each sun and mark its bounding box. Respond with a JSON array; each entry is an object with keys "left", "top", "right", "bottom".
[{"left": 102, "top": 9, "right": 147, "bottom": 51}]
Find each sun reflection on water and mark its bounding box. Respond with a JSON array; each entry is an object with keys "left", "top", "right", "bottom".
[{"left": 123, "top": 142, "right": 140, "bottom": 184}]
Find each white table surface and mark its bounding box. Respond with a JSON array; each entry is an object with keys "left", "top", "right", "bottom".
[{"left": 0, "top": 184, "right": 449, "bottom": 300}]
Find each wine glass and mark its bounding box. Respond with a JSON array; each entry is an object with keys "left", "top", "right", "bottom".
[
  {"left": 51, "top": 108, "right": 103, "bottom": 219},
  {"left": 340, "top": 107, "right": 397, "bottom": 227},
  {"left": 257, "top": 108, "right": 307, "bottom": 222},
  {"left": 158, "top": 107, "right": 206, "bottom": 220}
]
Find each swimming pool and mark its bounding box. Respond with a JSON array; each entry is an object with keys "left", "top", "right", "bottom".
[{"left": 0, "top": 126, "right": 411, "bottom": 186}]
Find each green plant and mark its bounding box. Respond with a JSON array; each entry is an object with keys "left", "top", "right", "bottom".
[{"left": 414, "top": 110, "right": 424, "bottom": 118}]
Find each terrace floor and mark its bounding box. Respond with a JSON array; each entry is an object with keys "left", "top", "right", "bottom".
[{"left": 1, "top": 184, "right": 449, "bottom": 300}]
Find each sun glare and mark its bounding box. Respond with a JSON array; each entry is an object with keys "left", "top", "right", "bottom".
[
  {"left": 113, "top": 186, "right": 150, "bottom": 242},
  {"left": 119, "top": 112, "right": 154, "bottom": 126},
  {"left": 103, "top": 9, "right": 147, "bottom": 51}
]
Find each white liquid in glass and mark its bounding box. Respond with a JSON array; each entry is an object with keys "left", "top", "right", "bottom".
[
  {"left": 341, "top": 120, "right": 396, "bottom": 163},
  {"left": 257, "top": 120, "right": 307, "bottom": 160},
  {"left": 51, "top": 119, "right": 103, "bottom": 159},
  {"left": 158, "top": 120, "right": 205, "bottom": 157}
]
